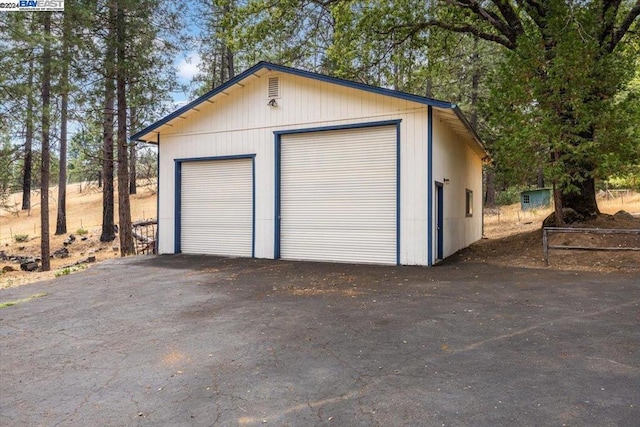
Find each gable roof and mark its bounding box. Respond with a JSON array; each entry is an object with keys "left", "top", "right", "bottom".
[{"left": 131, "top": 61, "right": 487, "bottom": 157}]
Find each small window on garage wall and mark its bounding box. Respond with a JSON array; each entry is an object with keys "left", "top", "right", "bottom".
[{"left": 466, "top": 189, "right": 473, "bottom": 217}]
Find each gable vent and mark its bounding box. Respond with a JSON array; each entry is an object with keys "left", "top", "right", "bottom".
[{"left": 268, "top": 76, "right": 280, "bottom": 98}]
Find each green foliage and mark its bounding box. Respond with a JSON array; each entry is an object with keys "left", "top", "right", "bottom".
[
  {"left": 136, "top": 147, "right": 158, "bottom": 180},
  {"left": 0, "top": 137, "right": 19, "bottom": 204},
  {"left": 485, "top": 1, "right": 639, "bottom": 194},
  {"left": 13, "top": 234, "right": 29, "bottom": 243},
  {"left": 68, "top": 123, "right": 103, "bottom": 184},
  {"left": 495, "top": 187, "right": 522, "bottom": 206},
  {"left": 0, "top": 293, "right": 47, "bottom": 309},
  {"left": 606, "top": 173, "right": 640, "bottom": 190},
  {"left": 76, "top": 228, "right": 88, "bottom": 236},
  {"left": 54, "top": 264, "right": 87, "bottom": 277}
]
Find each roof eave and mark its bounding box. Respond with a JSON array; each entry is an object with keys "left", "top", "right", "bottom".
[{"left": 451, "top": 105, "right": 489, "bottom": 159}]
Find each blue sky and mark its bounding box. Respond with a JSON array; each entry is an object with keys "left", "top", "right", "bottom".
[
  {"left": 172, "top": 7, "right": 204, "bottom": 106},
  {"left": 174, "top": 52, "right": 201, "bottom": 105}
]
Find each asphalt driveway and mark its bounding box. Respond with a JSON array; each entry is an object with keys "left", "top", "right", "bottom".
[{"left": 1, "top": 255, "right": 638, "bottom": 426}]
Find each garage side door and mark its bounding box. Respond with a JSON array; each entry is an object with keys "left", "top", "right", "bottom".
[
  {"left": 280, "top": 125, "right": 397, "bottom": 264},
  {"left": 180, "top": 159, "right": 253, "bottom": 257}
]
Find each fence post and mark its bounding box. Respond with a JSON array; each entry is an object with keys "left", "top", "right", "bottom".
[{"left": 543, "top": 228, "right": 549, "bottom": 266}]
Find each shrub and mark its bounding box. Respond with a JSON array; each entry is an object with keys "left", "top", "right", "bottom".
[
  {"left": 495, "top": 187, "right": 522, "bottom": 206},
  {"left": 54, "top": 264, "right": 87, "bottom": 277},
  {"left": 13, "top": 234, "right": 29, "bottom": 242},
  {"left": 76, "top": 227, "right": 88, "bottom": 236},
  {"left": 605, "top": 173, "right": 640, "bottom": 191}
]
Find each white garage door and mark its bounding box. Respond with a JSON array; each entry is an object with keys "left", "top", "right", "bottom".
[
  {"left": 281, "top": 125, "right": 397, "bottom": 264},
  {"left": 180, "top": 158, "right": 253, "bottom": 257}
]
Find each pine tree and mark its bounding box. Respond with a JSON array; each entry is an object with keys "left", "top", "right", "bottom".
[
  {"left": 100, "top": 0, "right": 117, "bottom": 243},
  {"left": 40, "top": 12, "right": 53, "bottom": 272},
  {"left": 116, "top": 0, "right": 134, "bottom": 255},
  {"left": 56, "top": 8, "right": 73, "bottom": 235}
]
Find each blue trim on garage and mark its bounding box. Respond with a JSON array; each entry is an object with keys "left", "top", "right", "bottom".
[
  {"left": 156, "top": 133, "right": 160, "bottom": 254},
  {"left": 274, "top": 135, "right": 281, "bottom": 259},
  {"left": 273, "top": 119, "right": 404, "bottom": 136},
  {"left": 427, "top": 106, "right": 433, "bottom": 266},
  {"left": 174, "top": 161, "right": 181, "bottom": 254},
  {"left": 251, "top": 159, "right": 256, "bottom": 258},
  {"left": 396, "top": 123, "right": 401, "bottom": 265},
  {"left": 435, "top": 181, "right": 444, "bottom": 260},
  {"left": 174, "top": 154, "right": 256, "bottom": 255},
  {"left": 274, "top": 119, "right": 402, "bottom": 265}
]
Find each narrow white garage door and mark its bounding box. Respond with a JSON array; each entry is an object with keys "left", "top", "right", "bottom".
[
  {"left": 180, "top": 158, "right": 253, "bottom": 257},
  {"left": 281, "top": 125, "right": 397, "bottom": 264}
]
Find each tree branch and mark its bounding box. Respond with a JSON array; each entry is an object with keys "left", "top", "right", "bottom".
[
  {"left": 610, "top": 1, "right": 640, "bottom": 52},
  {"left": 600, "top": 0, "right": 622, "bottom": 47},
  {"left": 398, "top": 19, "right": 516, "bottom": 49},
  {"left": 445, "top": 0, "right": 519, "bottom": 47},
  {"left": 514, "top": 0, "right": 546, "bottom": 28},
  {"left": 492, "top": 0, "right": 525, "bottom": 37}
]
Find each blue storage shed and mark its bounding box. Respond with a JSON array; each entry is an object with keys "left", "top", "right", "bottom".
[{"left": 521, "top": 189, "right": 552, "bottom": 210}]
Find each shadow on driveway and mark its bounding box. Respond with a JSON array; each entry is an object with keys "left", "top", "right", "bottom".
[{"left": 1, "top": 255, "right": 639, "bottom": 426}]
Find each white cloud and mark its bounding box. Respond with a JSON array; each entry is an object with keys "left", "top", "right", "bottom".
[
  {"left": 176, "top": 53, "right": 201, "bottom": 82},
  {"left": 173, "top": 100, "right": 189, "bottom": 109}
]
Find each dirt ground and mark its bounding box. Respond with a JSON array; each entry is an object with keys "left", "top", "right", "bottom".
[
  {"left": 0, "top": 182, "right": 157, "bottom": 288},
  {"left": 464, "top": 192, "right": 640, "bottom": 273},
  {"left": 1, "top": 187, "right": 638, "bottom": 288}
]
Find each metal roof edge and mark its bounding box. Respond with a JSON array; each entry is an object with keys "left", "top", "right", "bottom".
[{"left": 261, "top": 62, "right": 454, "bottom": 109}]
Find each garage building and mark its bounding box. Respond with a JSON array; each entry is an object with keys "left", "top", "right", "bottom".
[{"left": 131, "top": 62, "right": 487, "bottom": 266}]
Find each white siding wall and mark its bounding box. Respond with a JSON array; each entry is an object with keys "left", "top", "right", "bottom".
[
  {"left": 431, "top": 111, "right": 483, "bottom": 259},
  {"left": 158, "top": 70, "right": 481, "bottom": 265}
]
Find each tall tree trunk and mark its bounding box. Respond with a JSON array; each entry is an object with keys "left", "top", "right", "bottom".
[
  {"left": 219, "top": 1, "right": 235, "bottom": 83},
  {"left": 40, "top": 12, "right": 52, "bottom": 272},
  {"left": 560, "top": 174, "right": 599, "bottom": 217},
  {"left": 116, "top": 0, "right": 134, "bottom": 256},
  {"left": 22, "top": 60, "right": 34, "bottom": 211},
  {"left": 552, "top": 151, "right": 565, "bottom": 227},
  {"left": 219, "top": 42, "right": 235, "bottom": 83},
  {"left": 552, "top": 183, "right": 564, "bottom": 227},
  {"left": 470, "top": 35, "right": 480, "bottom": 130},
  {"left": 56, "top": 10, "right": 71, "bottom": 235},
  {"left": 100, "top": 0, "right": 116, "bottom": 243},
  {"left": 211, "top": 51, "right": 218, "bottom": 89},
  {"left": 485, "top": 168, "right": 496, "bottom": 207},
  {"left": 226, "top": 45, "right": 235, "bottom": 79},
  {"left": 537, "top": 168, "right": 545, "bottom": 188},
  {"left": 129, "top": 106, "right": 137, "bottom": 194},
  {"left": 557, "top": 126, "right": 600, "bottom": 218}
]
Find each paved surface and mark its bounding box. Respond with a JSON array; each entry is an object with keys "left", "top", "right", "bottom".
[{"left": 0, "top": 255, "right": 638, "bottom": 426}]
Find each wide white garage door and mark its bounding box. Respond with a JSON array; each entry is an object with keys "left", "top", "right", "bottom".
[
  {"left": 281, "top": 125, "right": 397, "bottom": 264},
  {"left": 180, "top": 159, "right": 252, "bottom": 256}
]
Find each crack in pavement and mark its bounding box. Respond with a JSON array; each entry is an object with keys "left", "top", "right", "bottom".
[{"left": 450, "top": 298, "right": 640, "bottom": 355}]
